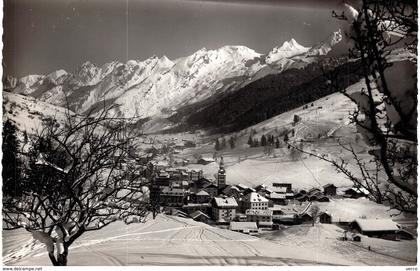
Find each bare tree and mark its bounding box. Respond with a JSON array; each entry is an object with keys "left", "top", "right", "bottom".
[
  {"left": 292, "top": 0, "right": 417, "bottom": 214},
  {"left": 309, "top": 205, "right": 320, "bottom": 226},
  {"left": 3, "top": 105, "right": 152, "bottom": 266}
]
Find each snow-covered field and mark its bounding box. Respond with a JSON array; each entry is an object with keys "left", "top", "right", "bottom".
[
  {"left": 3, "top": 91, "right": 73, "bottom": 134},
  {"left": 4, "top": 214, "right": 415, "bottom": 266},
  {"left": 260, "top": 223, "right": 416, "bottom": 266},
  {"left": 315, "top": 198, "right": 402, "bottom": 222}
]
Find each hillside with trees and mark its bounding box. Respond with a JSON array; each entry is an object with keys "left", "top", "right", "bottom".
[{"left": 170, "top": 59, "right": 361, "bottom": 133}]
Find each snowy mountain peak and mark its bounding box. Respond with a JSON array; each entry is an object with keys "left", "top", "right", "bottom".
[
  {"left": 279, "top": 38, "right": 308, "bottom": 52},
  {"left": 46, "top": 69, "right": 68, "bottom": 81},
  {"left": 10, "top": 35, "right": 342, "bottom": 121},
  {"left": 160, "top": 55, "right": 171, "bottom": 62},
  {"left": 72, "top": 61, "right": 101, "bottom": 86},
  {"left": 306, "top": 29, "right": 343, "bottom": 57},
  {"left": 79, "top": 61, "right": 97, "bottom": 69},
  {"left": 218, "top": 45, "right": 262, "bottom": 59},
  {"left": 328, "top": 29, "right": 343, "bottom": 47},
  {"left": 19, "top": 75, "right": 45, "bottom": 87},
  {"left": 158, "top": 55, "right": 174, "bottom": 68},
  {"left": 266, "top": 38, "right": 310, "bottom": 64}
]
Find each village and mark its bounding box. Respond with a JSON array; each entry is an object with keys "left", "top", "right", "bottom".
[{"left": 145, "top": 155, "right": 415, "bottom": 242}]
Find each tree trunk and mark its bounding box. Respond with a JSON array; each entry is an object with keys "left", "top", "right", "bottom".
[
  {"left": 48, "top": 246, "right": 69, "bottom": 266},
  {"left": 57, "top": 246, "right": 69, "bottom": 266},
  {"left": 48, "top": 252, "right": 58, "bottom": 266}
]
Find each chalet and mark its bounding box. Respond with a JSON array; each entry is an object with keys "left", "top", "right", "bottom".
[
  {"left": 190, "top": 177, "right": 212, "bottom": 193},
  {"left": 315, "top": 195, "right": 330, "bottom": 202},
  {"left": 254, "top": 184, "right": 267, "bottom": 192},
  {"left": 271, "top": 186, "right": 287, "bottom": 195},
  {"left": 246, "top": 209, "right": 273, "bottom": 227},
  {"left": 203, "top": 183, "right": 219, "bottom": 198},
  {"left": 192, "top": 190, "right": 211, "bottom": 204},
  {"left": 272, "top": 183, "right": 292, "bottom": 193},
  {"left": 352, "top": 234, "right": 361, "bottom": 242},
  {"left": 323, "top": 184, "right": 337, "bottom": 196},
  {"left": 173, "top": 159, "right": 189, "bottom": 167},
  {"left": 243, "top": 187, "right": 256, "bottom": 196},
  {"left": 299, "top": 213, "right": 313, "bottom": 224},
  {"left": 222, "top": 185, "right": 241, "bottom": 201},
  {"left": 267, "top": 192, "right": 287, "bottom": 205},
  {"left": 285, "top": 192, "right": 295, "bottom": 199},
  {"left": 273, "top": 214, "right": 299, "bottom": 225},
  {"left": 241, "top": 192, "right": 269, "bottom": 212},
  {"left": 294, "top": 189, "right": 307, "bottom": 199},
  {"left": 170, "top": 209, "right": 189, "bottom": 218},
  {"left": 307, "top": 189, "right": 329, "bottom": 202},
  {"left": 197, "top": 157, "right": 215, "bottom": 165},
  {"left": 319, "top": 212, "right": 332, "bottom": 224},
  {"left": 182, "top": 203, "right": 211, "bottom": 214},
  {"left": 211, "top": 196, "right": 238, "bottom": 224},
  {"left": 174, "top": 142, "right": 186, "bottom": 151},
  {"left": 296, "top": 194, "right": 309, "bottom": 202},
  {"left": 349, "top": 219, "right": 407, "bottom": 240},
  {"left": 160, "top": 187, "right": 188, "bottom": 207},
  {"left": 229, "top": 222, "right": 259, "bottom": 235},
  {"left": 178, "top": 168, "right": 190, "bottom": 178},
  {"left": 344, "top": 187, "right": 369, "bottom": 199},
  {"left": 189, "top": 169, "right": 204, "bottom": 182},
  {"left": 309, "top": 194, "right": 320, "bottom": 201},
  {"left": 165, "top": 168, "right": 179, "bottom": 177},
  {"left": 257, "top": 190, "right": 270, "bottom": 200},
  {"left": 153, "top": 160, "right": 169, "bottom": 171},
  {"left": 308, "top": 188, "right": 322, "bottom": 195},
  {"left": 236, "top": 214, "right": 247, "bottom": 222},
  {"left": 155, "top": 170, "right": 171, "bottom": 186},
  {"left": 169, "top": 180, "right": 189, "bottom": 190},
  {"left": 319, "top": 196, "right": 330, "bottom": 202},
  {"left": 236, "top": 183, "right": 250, "bottom": 192},
  {"left": 397, "top": 229, "right": 415, "bottom": 240},
  {"left": 190, "top": 210, "right": 210, "bottom": 223},
  {"left": 269, "top": 206, "right": 285, "bottom": 216}
]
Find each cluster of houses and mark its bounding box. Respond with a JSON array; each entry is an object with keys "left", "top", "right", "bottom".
[{"left": 148, "top": 158, "right": 414, "bottom": 241}]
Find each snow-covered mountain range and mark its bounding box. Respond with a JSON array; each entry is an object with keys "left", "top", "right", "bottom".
[{"left": 7, "top": 30, "right": 343, "bottom": 120}]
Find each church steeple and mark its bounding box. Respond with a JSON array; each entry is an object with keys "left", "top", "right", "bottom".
[{"left": 217, "top": 156, "right": 226, "bottom": 190}]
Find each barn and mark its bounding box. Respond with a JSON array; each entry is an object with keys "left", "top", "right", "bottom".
[
  {"left": 343, "top": 187, "right": 369, "bottom": 199},
  {"left": 349, "top": 219, "right": 412, "bottom": 240},
  {"left": 319, "top": 212, "right": 332, "bottom": 224},
  {"left": 229, "top": 222, "right": 259, "bottom": 235},
  {"left": 190, "top": 210, "right": 211, "bottom": 223},
  {"left": 323, "top": 184, "right": 337, "bottom": 196},
  {"left": 299, "top": 213, "right": 313, "bottom": 224},
  {"left": 197, "top": 157, "right": 215, "bottom": 165}
]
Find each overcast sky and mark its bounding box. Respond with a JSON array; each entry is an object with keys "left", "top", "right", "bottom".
[{"left": 4, "top": 0, "right": 343, "bottom": 77}]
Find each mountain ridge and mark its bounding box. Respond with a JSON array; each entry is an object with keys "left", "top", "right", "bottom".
[{"left": 6, "top": 30, "right": 344, "bottom": 122}]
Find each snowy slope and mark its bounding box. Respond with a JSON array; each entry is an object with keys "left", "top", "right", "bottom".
[
  {"left": 177, "top": 87, "right": 361, "bottom": 189},
  {"left": 3, "top": 91, "right": 73, "bottom": 135},
  {"left": 261, "top": 223, "right": 416, "bottom": 266},
  {"left": 4, "top": 214, "right": 378, "bottom": 266}
]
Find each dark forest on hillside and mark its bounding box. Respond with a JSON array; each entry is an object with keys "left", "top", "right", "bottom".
[{"left": 169, "top": 59, "right": 362, "bottom": 134}]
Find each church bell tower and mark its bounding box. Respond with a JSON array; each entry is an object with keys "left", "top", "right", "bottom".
[{"left": 217, "top": 156, "right": 226, "bottom": 190}]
